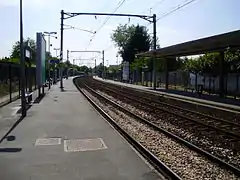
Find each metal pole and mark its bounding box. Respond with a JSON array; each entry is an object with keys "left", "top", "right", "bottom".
[
  {"left": 66, "top": 50, "right": 69, "bottom": 78},
  {"left": 165, "top": 58, "right": 169, "bottom": 89},
  {"left": 60, "top": 10, "right": 64, "bottom": 89},
  {"left": 102, "top": 50, "right": 105, "bottom": 79},
  {"left": 219, "top": 51, "right": 224, "bottom": 97},
  {"left": 152, "top": 14, "right": 157, "bottom": 90},
  {"left": 95, "top": 59, "right": 96, "bottom": 75},
  {"left": 67, "top": 50, "right": 69, "bottom": 61},
  {"left": 54, "top": 48, "right": 58, "bottom": 84},
  {"left": 116, "top": 54, "right": 119, "bottom": 65},
  {"left": 20, "top": 0, "right": 26, "bottom": 117},
  {"left": 48, "top": 34, "right": 51, "bottom": 89},
  {"left": 18, "top": 78, "right": 21, "bottom": 97},
  {"left": 28, "top": 61, "right": 32, "bottom": 102},
  {"left": 9, "top": 64, "right": 12, "bottom": 102}
]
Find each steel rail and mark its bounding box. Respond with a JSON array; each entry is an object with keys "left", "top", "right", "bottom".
[
  {"left": 73, "top": 77, "right": 181, "bottom": 180},
  {"left": 77, "top": 78, "right": 240, "bottom": 177}
]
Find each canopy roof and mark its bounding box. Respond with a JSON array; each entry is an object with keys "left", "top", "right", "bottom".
[{"left": 137, "top": 30, "right": 240, "bottom": 58}]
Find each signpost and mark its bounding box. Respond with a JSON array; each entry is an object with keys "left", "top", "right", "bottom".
[
  {"left": 122, "top": 61, "right": 129, "bottom": 82},
  {"left": 36, "top": 32, "right": 47, "bottom": 97},
  {"left": 49, "top": 59, "right": 60, "bottom": 64}
]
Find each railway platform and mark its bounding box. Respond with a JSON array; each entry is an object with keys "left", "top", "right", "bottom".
[
  {"left": 94, "top": 77, "right": 240, "bottom": 112},
  {"left": 0, "top": 77, "right": 162, "bottom": 180}
]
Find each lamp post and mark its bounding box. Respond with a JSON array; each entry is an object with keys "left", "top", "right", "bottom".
[
  {"left": 20, "top": 0, "right": 26, "bottom": 117},
  {"left": 116, "top": 54, "right": 119, "bottom": 66},
  {"left": 54, "top": 48, "right": 60, "bottom": 57},
  {"left": 53, "top": 48, "right": 60, "bottom": 84},
  {"left": 44, "top": 32, "right": 57, "bottom": 89}
]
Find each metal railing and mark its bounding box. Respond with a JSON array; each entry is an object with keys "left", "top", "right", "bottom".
[{"left": 0, "top": 62, "right": 36, "bottom": 106}]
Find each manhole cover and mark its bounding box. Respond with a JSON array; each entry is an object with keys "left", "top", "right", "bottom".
[
  {"left": 35, "top": 138, "right": 61, "bottom": 146},
  {"left": 64, "top": 138, "right": 107, "bottom": 152}
]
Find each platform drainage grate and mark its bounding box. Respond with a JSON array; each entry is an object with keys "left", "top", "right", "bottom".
[
  {"left": 35, "top": 138, "right": 61, "bottom": 146},
  {"left": 64, "top": 138, "right": 107, "bottom": 152}
]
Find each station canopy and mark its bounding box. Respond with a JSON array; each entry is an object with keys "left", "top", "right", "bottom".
[{"left": 137, "top": 30, "right": 240, "bottom": 58}]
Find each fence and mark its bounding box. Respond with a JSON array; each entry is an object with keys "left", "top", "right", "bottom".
[
  {"left": 130, "top": 69, "right": 240, "bottom": 98},
  {"left": 0, "top": 62, "right": 36, "bottom": 106},
  {"left": 190, "top": 73, "right": 240, "bottom": 96}
]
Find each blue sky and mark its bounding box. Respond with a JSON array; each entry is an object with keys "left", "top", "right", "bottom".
[{"left": 0, "top": 0, "right": 239, "bottom": 66}]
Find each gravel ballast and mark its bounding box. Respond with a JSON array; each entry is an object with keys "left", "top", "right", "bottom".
[
  {"left": 95, "top": 88, "right": 240, "bottom": 169},
  {"left": 81, "top": 87, "right": 239, "bottom": 180}
]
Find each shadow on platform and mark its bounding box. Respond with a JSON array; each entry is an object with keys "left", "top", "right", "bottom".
[
  {"left": 0, "top": 148, "right": 22, "bottom": 153},
  {"left": 0, "top": 116, "right": 24, "bottom": 144}
]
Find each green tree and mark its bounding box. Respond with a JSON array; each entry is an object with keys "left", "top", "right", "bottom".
[
  {"left": 10, "top": 38, "right": 36, "bottom": 60},
  {"left": 111, "top": 24, "right": 151, "bottom": 64},
  {"left": 95, "top": 63, "right": 108, "bottom": 77},
  {"left": 111, "top": 24, "right": 136, "bottom": 49},
  {"left": 79, "top": 65, "right": 91, "bottom": 74},
  {"left": 224, "top": 48, "right": 240, "bottom": 73},
  {"left": 183, "top": 57, "right": 201, "bottom": 74},
  {"left": 182, "top": 49, "right": 240, "bottom": 76}
]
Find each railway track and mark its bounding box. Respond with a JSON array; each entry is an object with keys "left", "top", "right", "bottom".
[
  {"left": 73, "top": 78, "right": 181, "bottom": 180},
  {"left": 92, "top": 79, "right": 240, "bottom": 139},
  {"left": 74, "top": 77, "right": 240, "bottom": 179},
  {"left": 88, "top": 79, "right": 240, "bottom": 168},
  {"left": 95, "top": 79, "right": 240, "bottom": 122}
]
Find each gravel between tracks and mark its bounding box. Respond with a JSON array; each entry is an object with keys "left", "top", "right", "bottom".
[
  {"left": 97, "top": 81, "right": 240, "bottom": 123},
  {"left": 81, "top": 87, "right": 239, "bottom": 180},
  {"left": 91, "top": 79, "right": 240, "bottom": 122},
  {"left": 95, "top": 89, "right": 240, "bottom": 169}
]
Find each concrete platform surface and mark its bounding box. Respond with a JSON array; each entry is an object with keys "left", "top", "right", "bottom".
[
  {"left": 94, "top": 77, "right": 240, "bottom": 112},
  {"left": 0, "top": 89, "right": 42, "bottom": 141},
  {"left": 0, "top": 78, "right": 162, "bottom": 180}
]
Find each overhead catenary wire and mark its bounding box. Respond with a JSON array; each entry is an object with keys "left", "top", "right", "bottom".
[
  {"left": 96, "top": 0, "right": 199, "bottom": 65},
  {"left": 140, "top": 0, "right": 167, "bottom": 15},
  {"left": 96, "top": 0, "right": 127, "bottom": 32},
  {"left": 156, "top": 0, "right": 199, "bottom": 22},
  {"left": 86, "top": 0, "right": 128, "bottom": 48},
  {"left": 145, "top": 0, "right": 199, "bottom": 27}
]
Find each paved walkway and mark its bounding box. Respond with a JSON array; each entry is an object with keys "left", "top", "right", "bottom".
[
  {"left": 0, "top": 88, "right": 41, "bottom": 141},
  {"left": 94, "top": 77, "right": 240, "bottom": 112},
  {"left": 0, "top": 78, "right": 161, "bottom": 180}
]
